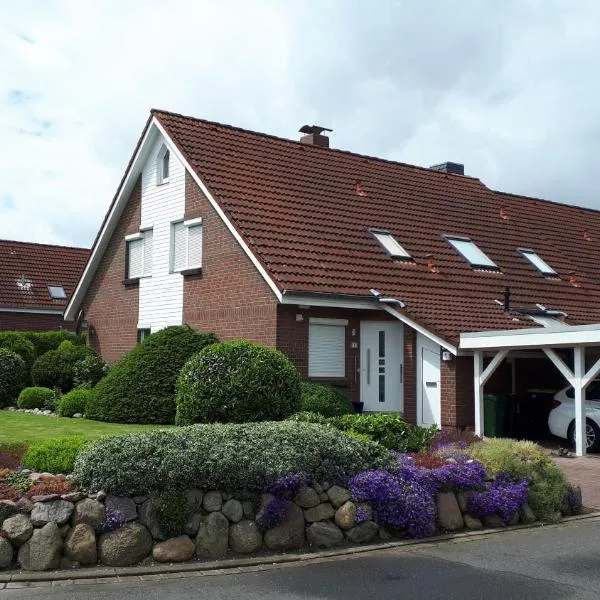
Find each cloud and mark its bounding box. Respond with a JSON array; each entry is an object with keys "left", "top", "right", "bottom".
[{"left": 1, "top": 0, "right": 600, "bottom": 248}]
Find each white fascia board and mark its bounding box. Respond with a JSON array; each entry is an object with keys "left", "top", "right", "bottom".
[
  {"left": 65, "top": 124, "right": 158, "bottom": 320},
  {"left": 0, "top": 307, "right": 64, "bottom": 315},
  {"left": 183, "top": 217, "right": 203, "bottom": 227},
  {"left": 281, "top": 294, "right": 380, "bottom": 311},
  {"left": 152, "top": 118, "right": 283, "bottom": 303}
]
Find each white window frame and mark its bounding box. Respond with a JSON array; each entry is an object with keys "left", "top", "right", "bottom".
[
  {"left": 47, "top": 285, "right": 67, "bottom": 300},
  {"left": 170, "top": 218, "right": 203, "bottom": 273},
  {"left": 157, "top": 144, "right": 170, "bottom": 185},
  {"left": 308, "top": 317, "right": 348, "bottom": 378},
  {"left": 125, "top": 229, "right": 153, "bottom": 279},
  {"left": 370, "top": 229, "right": 412, "bottom": 260},
  {"left": 518, "top": 248, "right": 557, "bottom": 276},
  {"left": 445, "top": 236, "right": 498, "bottom": 270}
]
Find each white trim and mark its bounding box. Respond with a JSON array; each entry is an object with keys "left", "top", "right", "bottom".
[
  {"left": 281, "top": 294, "right": 379, "bottom": 311},
  {"left": 152, "top": 118, "right": 284, "bottom": 302},
  {"left": 0, "top": 307, "right": 64, "bottom": 315},
  {"left": 308, "top": 317, "right": 349, "bottom": 326},
  {"left": 125, "top": 232, "right": 143, "bottom": 241},
  {"left": 137, "top": 323, "right": 152, "bottom": 330},
  {"left": 543, "top": 348, "right": 574, "bottom": 384},
  {"left": 480, "top": 349, "right": 509, "bottom": 386},
  {"left": 583, "top": 355, "right": 600, "bottom": 389},
  {"left": 474, "top": 350, "right": 484, "bottom": 436},
  {"left": 183, "top": 217, "right": 203, "bottom": 227},
  {"left": 139, "top": 222, "right": 154, "bottom": 231},
  {"left": 416, "top": 333, "right": 441, "bottom": 427}
]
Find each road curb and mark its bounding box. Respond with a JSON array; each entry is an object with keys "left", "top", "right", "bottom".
[{"left": 2, "top": 510, "right": 599, "bottom": 587}]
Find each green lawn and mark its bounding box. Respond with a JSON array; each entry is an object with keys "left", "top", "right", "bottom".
[{"left": 0, "top": 410, "right": 172, "bottom": 445}]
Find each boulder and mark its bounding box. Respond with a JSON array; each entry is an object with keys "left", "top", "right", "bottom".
[
  {"left": 306, "top": 521, "right": 344, "bottom": 548},
  {"left": 463, "top": 514, "right": 483, "bottom": 530},
  {"left": 15, "top": 497, "right": 33, "bottom": 514},
  {"left": 294, "top": 487, "right": 320, "bottom": 509},
  {"left": 203, "top": 491, "right": 223, "bottom": 512},
  {"left": 570, "top": 486, "right": 584, "bottom": 515},
  {"left": 327, "top": 485, "right": 351, "bottom": 509},
  {"left": 222, "top": 499, "right": 243, "bottom": 523},
  {"left": 59, "top": 557, "right": 80, "bottom": 569},
  {"left": 242, "top": 500, "right": 255, "bottom": 520},
  {"left": 195, "top": 512, "right": 229, "bottom": 558},
  {"left": 65, "top": 524, "right": 97, "bottom": 565},
  {"left": 1, "top": 513, "right": 33, "bottom": 546},
  {"left": 152, "top": 535, "right": 195, "bottom": 563},
  {"left": 319, "top": 492, "right": 329, "bottom": 502},
  {"left": 378, "top": 526, "right": 394, "bottom": 541},
  {"left": 229, "top": 520, "right": 263, "bottom": 553},
  {"left": 105, "top": 496, "right": 137, "bottom": 522},
  {"left": 62, "top": 492, "right": 86, "bottom": 503},
  {"left": 436, "top": 492, "right": 464, "bottom": 531},
  {"left": 0, "top": 499, "right": 18, "bottom": 521},
  {"left": 483, "top": 514, "right": 506, "bottom": 528},
  {"left": 334, "top": 501, "right": 356, "bottom": 530},
  {"left": 0, "top": 537, "right": 13, "bottom": 569},
  {"left": 59, "top": 524, "right": 71, "bottom": 539},
  {"left": 98, "top": 522, "right": 153, "bottom": 566},
  {"left": 346, "top": 521, "right": 378, "bottom": 544},
  {"left": 456, "top": 491, "right": 471, "bottom": 514},
  {"left": 185, "top": 513, "right": 203, "bottom": 537},
  {"left": 30, "top": 494, "right": 60, "bottom": 503},
  {"left": 304, "top": 502, "right": 335, "bottom": 523},
  {"left": 30, "top": 500, "right": 74, "bottom": 527},
  {"left": 18, "top": 522, "right": 63, "bottom": 571},
  {"left": 133, "top": 495, "right": 149, "bottom": 505},
  {"left": 264, "top": 502, "right": 305, "bottom": 550},
  {"left": 507, "top": 512, "right": 520, "bottom": 526},
  {"left": 186, "top": 489, "right": 204, "bottom": 512},
  {"left": 519, "top": 503, "right": 536, "bottom": 525},
  {"left": 138, "top": 498, "right": 167, "bottom": 541},
  {"left": 72, "top": 498, "right": 105, "bottom": 529}
]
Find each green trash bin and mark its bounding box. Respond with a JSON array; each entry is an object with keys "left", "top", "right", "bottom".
[{"left": 484, "top": 394, "right": 506, "bottom": 438}]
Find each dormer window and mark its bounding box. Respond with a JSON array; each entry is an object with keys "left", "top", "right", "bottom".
[
  {"left": 48, "top": 285, "right": 67, "bottom": 300},
  {"left": 446, "top": 236, "right": 498, "bottom": 270},
  {"left": 157, "top": 144, "right": 170, "bottom": 185},
  {"left": 370, "top": 229, "right": 412, "bottom": 260},
  {"left": 519, "top": 248, "right": 557, "bottom": 276}
]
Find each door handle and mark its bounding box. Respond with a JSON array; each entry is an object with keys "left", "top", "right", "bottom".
[
  {"left": 366, "top": 349, "right": 371, "bottom": 385},
  {"left": 425, "top": 381, "right": 438, "bottom": 388},
  {"left": 400, "top": 364, "right": 403, "bottom": 384}
]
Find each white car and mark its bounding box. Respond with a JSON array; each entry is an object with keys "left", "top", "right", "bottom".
[{"left": 548, "top": 384, "right": 600, "bottom": 452}]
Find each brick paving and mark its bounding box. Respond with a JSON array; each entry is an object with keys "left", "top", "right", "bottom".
[{"left": 553, "top": 454, "right": 600, "bottom": 508}]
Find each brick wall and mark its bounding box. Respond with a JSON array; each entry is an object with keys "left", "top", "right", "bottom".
[
  {"left": 182, "top": 172, "right": 278, "bottom": 344},
  {"left": 403, "top": 327, "right": 417, "bottom": 424},
  {"left": 0, "top": 312, "right": 73, "bottom": 331},
  {"left": 80, "top": 179, "right": 142, "bottom": 362},
  {"left": 440, "top": 355, "right": 475, "bottom": 428}
]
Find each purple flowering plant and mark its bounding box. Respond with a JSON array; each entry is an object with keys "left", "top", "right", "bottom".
[
  {"left": 96, "top": 508, "right": 125, "bottom": 533},
  {"left": 467, "top": 474, "right": 528, "bottom": 522},
  {"left": 258, "top": 472, "right": 310, "bottom": 532}
]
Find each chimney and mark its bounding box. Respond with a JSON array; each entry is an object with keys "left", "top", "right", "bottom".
[
  {"left": 299, "top": 125, "right": 332, "bottom": 148},
  {"left": 430, "top": 161, "right": 465, "bottom": 175}
]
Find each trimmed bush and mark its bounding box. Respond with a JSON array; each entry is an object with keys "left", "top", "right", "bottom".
[
  {"left": 20, "top": 331, "right": 81, "bottom": 357},
  {"left": 154, "top": 489, "right": 191, "bottom": 538},
  {"left": 0, "top": 333, "right": 36, "bottom": 371},
  {"left": 299, "top": 381, "right": 354, "bottom": 417},
  {"left": 88, "top": 326, "right": 217, "bottom": 424},
  {"left": 31, "top": 344, "right": 95, "bottom": 393},
  {"left": 0, "top": 349, "right": 27, "bottom": 408},
  {"left": 72, "top": 421, "right": 396, "bottom": 496},
  {"left": 73, "top": 354, "right": 108, "bottom": 389},
  {"left": 17, "top": 386, "right": 55, "bottom": 409},
  {"left": 468, "top": 438, "right": 568, "bottom": 522},
  {"left": 176, "top": 340, "right": 301, "bottom": 425},
  {"left": 287, "top": 411, "right": 329, "bottom": 425},
  {"left": 22, "top": 436, "right": 89, "bottom": 474},
  {"left": 57, "top": 388, "right": 94, "bottom": 417}
]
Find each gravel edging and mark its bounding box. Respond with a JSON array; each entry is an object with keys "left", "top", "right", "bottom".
[{"left": 1, "top": 510, "right": 598, "bottom": 587}]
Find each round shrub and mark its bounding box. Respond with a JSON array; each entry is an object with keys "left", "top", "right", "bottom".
[
  {"left": 72, "top": 421, "right": 396, "bottom": 496},
  {"left": 0, "top": 349, "right": 27, "bottom": 408},
  {"left": 88, "top": 326, "right": 217, "bottom": 424},
  {"left": 31, "top": 345, "right": 96, "bottom": 393},
  {"left": 58, "top": 388, "right": 94, "bottom": 417},
  {"left": 73, "top": 354, "right": 108, "bottom": 389},
  {"left": 22, "top": 436, "right": 89, "bottom": 474},
  {"left": 176, "top": 340, "right": 301, "bottom": 425},
  {"left": 58, "top": 340, "right": 74, "bottom": 352},
  {"left": 17, "top": 386, "right": 55, "bottom": 409},
  {"left": 299, "top": 381, "right": 354, "bottom": 417},
  {"left": 0, "top": 333, "right": 36, "bottom": 371},
  {"left": 22, "top": 331, "right": 81, "bottom": 357}
]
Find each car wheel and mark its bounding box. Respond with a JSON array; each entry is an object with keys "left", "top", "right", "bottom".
[{"left": 568, "top": 418, "right": 600, "bottom": 452}]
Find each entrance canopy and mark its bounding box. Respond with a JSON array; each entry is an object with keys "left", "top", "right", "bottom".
[{"left": 460, "top": 323, "right": 600, "bottom": 456}]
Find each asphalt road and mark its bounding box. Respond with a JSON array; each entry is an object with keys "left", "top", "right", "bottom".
[{"left": 3, "top": 519, "right": 600, "bottom": 600}]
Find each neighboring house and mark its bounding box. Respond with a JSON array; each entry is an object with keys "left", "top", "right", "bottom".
[
  {"left": 64, "top": 109, "right": 600, "bottom": 450},
  {"left": 0, "top": 240, "right": 89, "bottom": 331}
]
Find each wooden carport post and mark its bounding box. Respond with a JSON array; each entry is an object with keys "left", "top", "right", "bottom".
[{"left": 474, "top": 349, "right": 509, "bottom": 437}]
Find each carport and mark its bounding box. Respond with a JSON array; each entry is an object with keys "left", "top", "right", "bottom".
[{"left": 460, "top": 324, "right": 600, "bottom": 456}]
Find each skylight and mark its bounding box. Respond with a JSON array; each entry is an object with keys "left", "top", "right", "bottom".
[
  {"left": 371, "top": 230, "right": 411, "bottom": 260},
  {"left": 446, "top": 237, "right": 498, "bottom": 269},
  {"left": 519, "top": 249, "right": 557, "bottom": 276},
  {"left": 48, "top": 285, "right": 67, "bottom": 300}
]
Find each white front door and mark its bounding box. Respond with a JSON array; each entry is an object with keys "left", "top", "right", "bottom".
[
  {"left": 360, "top": 321, "right": 404, "bottom": 412},
  {"left": 417, "top": 333, "right": 441, "bottom": 426}
]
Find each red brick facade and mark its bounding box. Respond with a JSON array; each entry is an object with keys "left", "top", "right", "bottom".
[
  {"left": 0, "top": 312, "right": 74, "bottom": 332},
  {"left": 80, "top": 179, "right": 142, "bottom": 362},
  {"left": 439, "top": 356, "right": 475, "bottom": 428}
]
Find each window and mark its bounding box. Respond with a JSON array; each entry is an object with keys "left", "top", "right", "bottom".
[
  {"left": 308, "top": 318, "right": 347, "bottom": 378},
  {"left": 519, "top": 249, "right": 557, "bottom": 276},
  {"left": 126, "top": 229, "right": 153, "bottom": 279},
  {"left": 48, "top": 285, "right": 67, "bottom": 300},
  {"left": 370, "top": 229, "right": 411, "bottom": 260},
  {"left": 157, "top": 144, "right": 170, "bottom": 185},
  {"left": 171, "top": 219, "right": 203, "bottom": 272},
  {"left": 137, "top": 328, "right": 151, "bottom": 343},
  {"left": 446, "top": 237, "right": 498, "bottom": 269}
]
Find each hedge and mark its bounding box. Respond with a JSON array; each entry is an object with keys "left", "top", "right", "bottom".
[
  {"left": 0, "top": 349, "right": 27, "bottom": 408},
  {"left": 0, "top": 333, "right": 36, "bottom": 371},
  {"left": 88, "top": 326, "right": 217, "bottom": 424},
  {"left": 299, "top": 381, "right": 354, "bottom": 417},
  {"left": 22, "top": 436, "right": 89, "bottom": 474},
  {"left": 176, "top": 340, "right": 301, "bottom": 425},
  {"left": 20, "top": 331, "right": 82, "bottom": 357},
  {"left": 72, "top": 421, "right": 396, "bottom": 495},
  {"left": 17, "top": 386, "right": 55, "bottom": 410},
  {"left": 57, "top": 389, "right": 94, "bottom": 417},
  {"left": 31, "top": 345, "right": 96, "bottom": 392}
]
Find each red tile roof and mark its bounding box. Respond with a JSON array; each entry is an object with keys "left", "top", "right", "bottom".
[
  {"left": 153, "top": 110, "right": 600, "bottom": 345},
  {"left": 0, "top": 240, "right": 89, "bottom": 311}
]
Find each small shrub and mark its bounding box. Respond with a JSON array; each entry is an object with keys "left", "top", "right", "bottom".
[
  {"left": 3, "top": 471, "right": 33, "bottom": 494},
  {"left": 58, "top": 389, "right": 94, "bottom": 417},
  {"left": 17, "top": 386, "right": 55, "bottom": 410},
  {"left": 23, "top": 436, "right": 89, "bottom": 474},
  {"left": 410, "top": 451, "right": 447, "bottom": 470},
  {"left": 0, "top": 443, "right": 27, "bottom": 469},
  {"left": 0, "top": 484, "right": 20, "bottom": 501},
  {"left": 27, "top": 476, "right": 72, "bottom": 498},
  {"left": 21, "top": 331, "right": 82, "bottom": 357},
  {"left": 0, "top": 333, "right": 36, "bottom": 371},
  {"left": 468, "top": 474, "right": 529, "bottom": 522},
  {"left": 58, "top": 340, "right": 74, "bottom": 352},
  {"left": 73, "top": 354, "right": 108, "bottom": 389},
  {"left": 89, "top": 326, "right": 217, "bottom": 424},
  {"left": 72, "top": 421, "right": 396, "bottom": 496},
  {"left": 286, "top": 411, "right": 329, "bottom": 424},
  {"left": 31, "top": 345, "right": 96, "bottom": 393},
  {"left": 176, "top": 340, "right": 301, "bottom": 425},
  {"left": 299, "top": 381, "right": 354, "bottom": 417},
  {"left": 154, "top": 489, "right": 191, "bottom": 538},
  {"left": 429, "top": 428, "right": 481, "bottom": 451},
  {"left": 0, "top": 349, "right": 27, "bottom": 408}
]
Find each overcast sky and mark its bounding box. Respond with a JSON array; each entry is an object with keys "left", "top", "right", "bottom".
[{"left": 1, "top": 0, "right": 600, "bottom": 248}]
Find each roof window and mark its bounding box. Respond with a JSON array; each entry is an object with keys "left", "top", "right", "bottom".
[
  {"left": 519, "top": 249, "right": 557, "bottom": 276},
  {"left": 370, "top": 229, "right": 411, "bottom": 260},
  {"left": 446, "top": 237, "right": 498, "bottom": 270},
  {"left": 48, "top": 285, "right": 67, "bottom": 299}
]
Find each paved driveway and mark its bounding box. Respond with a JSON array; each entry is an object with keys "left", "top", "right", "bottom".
[{"left": 554, "top": 454, "right": 600, "bottom": 508}]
